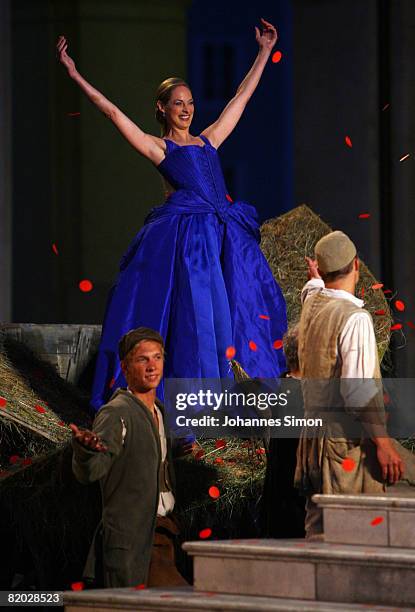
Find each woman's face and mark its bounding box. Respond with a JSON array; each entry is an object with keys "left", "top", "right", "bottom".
[{"left": 163, "top": 86, "right": 194, "bottom": 131}]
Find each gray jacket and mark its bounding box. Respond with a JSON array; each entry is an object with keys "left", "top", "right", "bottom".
[{"left": 72, "top": 389, "right": 176, "bottom": 587}]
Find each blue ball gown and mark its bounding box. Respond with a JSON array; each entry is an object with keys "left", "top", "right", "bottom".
[{"left": 91, "top": 134, "right": 287, "bottom": 410}]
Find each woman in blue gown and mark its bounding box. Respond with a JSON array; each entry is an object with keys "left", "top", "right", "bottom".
[{"left": 57, "top": 18, "right": 287, "bottom": 410}]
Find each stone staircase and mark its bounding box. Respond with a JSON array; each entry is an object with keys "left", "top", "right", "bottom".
[{"left": 63, "top": 494, "right": 415, "bottom": 611}]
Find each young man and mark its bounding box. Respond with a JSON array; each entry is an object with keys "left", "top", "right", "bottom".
[
  {"left": 70, "top": 327, "right": 188, "bottom": 587},
  {"left": 296, "top": 231, "right": 404, "bottom": 539}
]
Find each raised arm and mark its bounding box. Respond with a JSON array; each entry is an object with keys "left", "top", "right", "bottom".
[
  {"left": 202, "top": 18, "right": 278, "bottom": 149},
  {"left": 56, "top": 36, "right": 165, "bottom": 165}
]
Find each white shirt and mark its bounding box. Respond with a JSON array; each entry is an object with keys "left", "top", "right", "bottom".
[{"left": 301, "top": 279, "right": 379, "bottom": 406}]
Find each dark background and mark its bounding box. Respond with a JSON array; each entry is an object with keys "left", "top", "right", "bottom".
[{"left": 0, "top": 0, "right": 414, "bottom": 376}]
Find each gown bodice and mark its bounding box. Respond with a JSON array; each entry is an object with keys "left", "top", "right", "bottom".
[{"left": 156, "top": 135, "right": 231, "bottom": 218}]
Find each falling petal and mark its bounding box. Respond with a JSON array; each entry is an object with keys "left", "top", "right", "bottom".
[
  {"left": 0, "top": 397, "right": 7, "bottom": 408},
  {"left": 375, "top": 310, "right": 385, "bottom": 316},
  {"left": 52, "top": 243, "right": 59, "bottom": 255},
  {"left": 391, "top": 323, "right": 402, "bottom": 331},
  {"left": 215, "top": 439, "right": 226, "bottom": 449},
  {"left": 372, "top": 283, "right": 384, "bottom": 290},
  {"left": 342, "top": 457, "right": 356, "bottom": 472},
  {"left": 109, "top": 377, "right": 116, "bottom": 388},
  {"left": 249, "top": 340, "right": 258, "bottom": 351},
  {"left": 259, "top": 314, "right": 270, "bottom": 320},
  {"left": 79, "top": 279, "right": 93, "bottom": 292},
  {"left": 22, "top": 458, "right": 32, "bottom": 466},
  {"left": 199, "top": 528, "right": 212, "bottom": 539},
  {"left": 133, "top": 584, "right": 146, "bottom": 590},
  {"left": 273, "top": 340, "right": 283, "bottom": 350},
  {"left": 272, "top": 50, "right": 282, "bottom": 63},
  {"left": 407, "top": 321, "right": 415, "bottom": 329},
  {"left": 68, "top": 112, "right": 81, "bottom": 117},
  {"left": 9, "top": 455, "right": 21, "bottom": 465},
  {"left": 345, "top": 135, "right": 353, "bottom": 148},
  {"left": 383, "top": 392, "right": 391, "bottom": 405},
  {"left": 195, "top": 450, "right": 205, "bottom": 460},
  {"left": 358, "top": 213, "right": 370, "bottom": 219},
  {"left": 371, "top": 516, "right": 384, "bottom": 526},
  {"left": 381, "top": 103, "right": 390, "bottom": 111},
  {"left": 395, "top": 300, "right": 405, "bottom": 312},
  {"left": 208, "top": 485, "right": 220, "bottom": 499},
  {"left": 361, "top": 287, "right": 365, "bottom": 298},
  {"left": 35, "top": 405, "right": 46, "bottom": 414},
  {"left": 225, "top": 346, "right": 236, "bottom": 360},
  {"left": 383, "top": 289, "right": 392, "bottom": 294},
  {"left": 225, "top": 194, "right": 233, "bottom": 203}
]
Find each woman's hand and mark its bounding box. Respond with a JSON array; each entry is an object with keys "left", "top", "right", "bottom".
[
  {"left": 56, "top": 35, "right": 76, "bottom": 76},
  {"left": 255, "top": 18, "right": 278, "bottom": 53}
]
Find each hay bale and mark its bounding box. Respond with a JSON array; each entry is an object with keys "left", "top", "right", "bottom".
[{"left": 260, "top": 204, "right": 392, "bottom": 362}]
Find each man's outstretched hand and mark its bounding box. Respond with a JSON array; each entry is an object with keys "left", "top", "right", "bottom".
[
  {"left": 305, "top": 256, "right": 322, "bottom": 280},
  {"left": 70, "top": 423, "right": 108, "bottom": 452}
]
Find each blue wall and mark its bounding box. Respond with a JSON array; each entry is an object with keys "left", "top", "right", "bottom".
[{"left": 187, "top": 0, "right": 293, "bottom": 222}]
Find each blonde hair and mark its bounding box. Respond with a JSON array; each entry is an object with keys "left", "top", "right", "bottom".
[{"left": 155, "top": 77, "right": 191, "bottom": 136}]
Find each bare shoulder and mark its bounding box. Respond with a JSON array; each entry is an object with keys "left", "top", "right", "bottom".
[
  {"left": 200, "top": 128, "right": 219, "bottom": 149},
  {"left": 146, "top": 134, "right": 167, "bottom": 166}
]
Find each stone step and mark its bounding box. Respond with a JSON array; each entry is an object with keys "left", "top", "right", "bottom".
[
  {"left": 63, "top": 586, "right": 412, "bottom": 611},
  {"left": 313, "top": 492, "right": 415, "bottom": 547},
  {"left": 183, "top": 539, "right": 415, "bottom": 607}
]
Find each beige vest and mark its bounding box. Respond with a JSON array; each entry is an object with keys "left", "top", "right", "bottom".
[{"left": 295, "top": 291, "right": 385, "bottom": 496}]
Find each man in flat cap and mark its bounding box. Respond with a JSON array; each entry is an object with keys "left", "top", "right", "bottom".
[
  {"left": 295, "top": 231, "right": 404, "bottom": 539},
  {"left": 70, "top": 327, "right": 188, "bottom": 587}
]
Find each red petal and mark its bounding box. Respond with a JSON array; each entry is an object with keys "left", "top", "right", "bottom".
[
  {"left": 133, "top": 584, "right": 146, "bottom": 590},
  {"left": 68, "top": 112, "right": 81, "bottom": 117},
  {"left": 374, "top": 309, "right": 385, "bottom": 316},
  {"left": 383, "top": 392, "right": 391, "bottom": 405},
  {"left": 225, "top": 346, "right": 236, "bottom": 360},
  {"left": 273, "top": 339, "right": 283, "bottom": 350},
  {"left": 199, "top": 528, "right": 212, "bottom": 539},
  {"left": 208, "top": 485, "right": 220, "bottom": 499},
  {"left": 272, "top": 51, "right": 282, "bottom": 63},
  {"left": 342, "top": 457, "right": 356, "bottom": 472},
  {"left": 395, "top": 300, "right": 405, "bottom": 312},
  {"left": 0, "top": 397, "right": 7, "bottom": 408},
  {"left": 256, "top": 447, "right": 266, "bottom": 455},
  {"left": 79, "top": 279, "right": 93, "bottom": 293},
  {"left": 371, "top": 516, "right": 384, "bottom": 526},
  {"left": 215, "top": 439, "right": 226, "bottom": 449},
  {"left": 22, "top": 458, "right": 32, "bottom": 466},
  {"left": 259, "top": 314, "right": 270, "bottom": 320},
  {"left": 360, "top": 287, "right": 365, "bottom": 298},
  {"left": 391, "top": 323, "right": 402, "bottom": 331},
  {"left": 35, "top": 405, "right": 46, "bottom": 414},
  {"left": 195, "top": 450, "right": 205, "bottom": 460},
  {"left": 109, "top": 376, "right": 116, "bottom": 388},
  {"left": 381, "top": 103, "right": 390, "bottom": 111},
  {"left": 372, "top": 283, "right": 384, "bottom": 290},
  {"left": 345, "top": 135, "right": 353, "bottom": 148},
  {"left": 358, "top": 213, "right": 370, "bottom": 219},
  {"left": 214, "top": 457, "right": 224, "bottom": 464},
  {"left": 71, "top": 582, "right": 85, "bottom": 591},
  {"left": 225, "top": 194, "right": 233, "bottom": 203},
  {"left": 9, "top": 455, "right": 21, "bottom": 465},
  {"left": 249, "top": 340, "right": 258, "bottom": 351},
  {"left": 52, "top": 243, "right": 59, "bottom": 255},
  {"left": 58, "top": 421, "right": 66, "bottom": 427},
  {"left": 407, "top": 321, "right": 415, "bottom": 330}
]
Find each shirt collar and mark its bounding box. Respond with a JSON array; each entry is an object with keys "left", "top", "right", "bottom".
[{"left": 321, "top": 287, "right": 364, "bottom": 308}]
